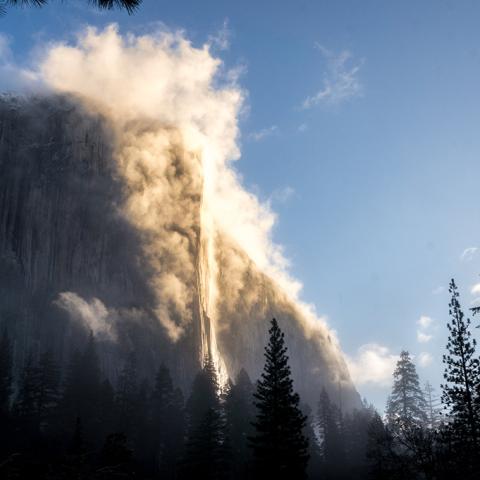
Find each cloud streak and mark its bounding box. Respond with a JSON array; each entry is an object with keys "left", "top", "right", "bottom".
[
  {"left": 302, "top": 44, "right": 363, "bottom": 109},
  {"left": 460, "top": 247, "right": 478, "bottom": 262},
  {"left": 248, "top": 125, "right": 278, "bottom": 141}
]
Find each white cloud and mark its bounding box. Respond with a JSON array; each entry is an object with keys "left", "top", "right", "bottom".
[
  {"left": 249, "top": 125, "right": 278, "bottom": 141},
  {"left": 471, "top": 283, "right": 480, "bottom": 295},
  {"left": 417, "top": 332, "right": 433, "bottom": 343},
  {"left": 460, "top": 247, "right": 478, "bottom": 262},
  {"left": 270, "top": 186, "right": 294, "bottom": 204},
  {"left": 208, "top": 19, "right": 230, "bottom": 51},
  {"left": 346, "top": 343, "right": 399, "bottom": 387},
  {"left": 297, "top": 123, "right": 308, "bottom": 132},
  {"left": 432, "top": 286, "right": 445, "bottom": 295},
  {"left": 302, "top": 44, "right": 363, "bottom": 109},
  {"left": 418, "top": 315, "right": 433, "bottom": 329},
  {"left": 417, "top": 315, "right": 435, "bottom": 343},
  {"left": 418, "top": 352, "right": 433, "bottom": 368}
]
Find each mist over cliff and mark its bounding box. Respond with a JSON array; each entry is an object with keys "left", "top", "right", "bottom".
[{"left": 0, "top": 25, "right": 361, "bottom": 410}]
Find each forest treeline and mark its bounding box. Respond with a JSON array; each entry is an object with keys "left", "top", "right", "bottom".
[{"left": 0, "top": 279, "right": 479, "bottom": 479}]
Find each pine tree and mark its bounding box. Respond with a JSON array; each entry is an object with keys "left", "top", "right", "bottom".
[
  {"left": 224, "top": 368, "right": 254, "bottom": 479},
  {"left": 441, "top": 279, "right": 480, "bottom": 450},
  {"left": 386, "top": 351, "right": 427, "bottom": 428},
  {"left": 60, "top": 333, "right": 102, "bottom": 443},
  {"left": 317, "top": 387, "right": 345, "bottom": 475},
  {"left": 34, "top": 349, "right": 60, "bottom": 430},
  {"left": 366, "top": 411, "right": 399, "bottom": 480},
  {"left": 0, "top": 327, "right": 13, "bottom": 418},
  {"left": 14, "top": 352, "right": 38, "bottom": 431},
  {"left": 249, "top": 318, "right": 309, "bottom": 479},
  {"left": 423, "top": 382, "right": 442, "bottom": 430},
  {"left": 182, "top": 355, "right": 226, "bottom": 479},
  {"left": 151, "top": 364, "right": 185, "bottom": 477},
  {"left": 115, "top": 351, "right": 139, "bottom": 439}
]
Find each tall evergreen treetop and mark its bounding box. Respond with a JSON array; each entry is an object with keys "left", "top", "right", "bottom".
[
  {"left": 182, "top": 354, "right": 225, "bottom": 479},
  {"left": 386, "top": 351, "right": 427, "bottom": 428},
  {"left": 249, "top": 318, "right": 309, "bottom": 479},
  {"left": 186, "top": 354, "right": 220, "bottom": 429},
  {"left": 442, "top": 279, "right": 480, "bottom": 446}
]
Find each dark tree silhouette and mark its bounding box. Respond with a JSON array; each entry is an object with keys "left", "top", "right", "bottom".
[
  {"left": 224, "top": 368, "right": 254, "bottom": 478},
  {"left": 249, "top": 318, "right": 309, "bottom": 479},
  {"left": 366, "top": 411, "right": 400, "bottom": 480},
  {"left": 115, "top": 351, "right": 142, "bottom": 442},
  {"left": 1, "top": 0, "right": 141, "bottom": 15},
  {"left": 34, "top": 349, "right": 60, "bottom": 430},
  {"left": 317, "top": 387, "right": 346, "bottom": 476},
  {"left": 13, "top": 352, "right": 38, "bottom": 427},
  {"left": 182, "top": 355, "right": 227, "bottom": 479},
  {"left": 60, "top": 333, "right": 102, "bottom": 443},
  {"left": 441, "top": 279, "right": 480, "bottom": 466},
  {"left": 150, "top": 364, "right": 185, "bottom": 478}
]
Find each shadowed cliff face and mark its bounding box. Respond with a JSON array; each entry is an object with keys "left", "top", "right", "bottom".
[{"left": 0, "top": 95, "right": 361, "bottom": 410}]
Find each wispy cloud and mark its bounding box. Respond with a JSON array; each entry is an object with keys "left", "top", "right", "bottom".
[
  {"left": 208, "top": 19, "right": 230, "bottom": 51},
  {"left": 248, "top": 125, "right": 278, "bottom": 141},
  {"left": 302, "top": 44, "right": 363, "bottom": 109},
  {"left": 346, "top": 343, "right": 399, "bottom": 387},
  {"left": 417, "top": 332, "right": 433, "bottom": 343},
  {"left": 270, "top": 186, "right": 295, "bottom": 204},
  {"left": 432, "top": 286, "right": 445, "bottom": 295},
  {"left": 460, "top": 247, "right": 478, "bottom": 262},
  {"left": 418, "top": 352, "right": 433, "bottom": 368},
  {"left": 0, "top": 33, "right": 39, "bottom": 92},
  {"left": 417, "top": 315, "right": 435, "bottom": 343},
  {"left": 418, "top": 315, "right": 434, "bottom": 329},
  {"left": 297, "top": 123, "right": 308, "bottom": 132}
]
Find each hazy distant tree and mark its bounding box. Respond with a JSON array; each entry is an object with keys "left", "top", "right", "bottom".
[
  {"left": 224, "top": 368, "right": 254, "bottom": 478},
  {"left": 343, "top": 405, "right": 376, "bottom": 476},
  {"left": 1, "top": 0, "right": 141, "bottom": 15},
  {"left": 366, "top": 411, "right": 403, "bottom": 480},
  {"left": 317, "top": 387, "right": 345, "bottom": 476},
  {"left": 186, "top": 354, "right": 220, "bottom": 430},
  {"left": 423, "top": 382, "right": 442, "bottom": 430},
  {"left": 161, "top": 387, "right": 185, "bottom": 478},
  {"left": 60, "top": 333, "right": 102, "bottom": 442},
  {"left": 302, "top": 403, "right": 322, "bottom": 480},
  {"left": 115, "top": 351, "right": 139, "bottom": 438},
  {"left": 386, "top": 351, "right": 427, "bottom": 429},
  {"left": 441, "top": 279, "right": 480, "bottom": 469},
  {"left": 182, "top": 355, "right": 226, "bottom": 479},
  {"left": 34, "top": 349, "right": 60, "bottom": 430},
  {"left": 14, "top": 353, "right": 38, "bottom": 424},
  {"left": 98, "top": 378, "right": 115, "bottom": 440},
  {"left": 249, "top": 318, "right": 309, "bottom": 479},
  {"left": 149, "top": 364, "right": 185, "bottom": 477},
  {"left": 0, "top": 327, "right": 13, "bottom": 418}
]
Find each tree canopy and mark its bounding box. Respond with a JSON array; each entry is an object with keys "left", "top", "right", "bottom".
[{"left": 1, "top": 0, "right": 141, "bottom": 15}]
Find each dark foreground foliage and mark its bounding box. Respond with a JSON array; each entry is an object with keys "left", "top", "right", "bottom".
[{"left": 1, "top": 290, "right": 480, "bottom": 479}]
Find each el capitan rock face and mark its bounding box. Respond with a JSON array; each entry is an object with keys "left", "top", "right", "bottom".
[{"left": 0, "top": 95, "right": 361, "bottom": 410}]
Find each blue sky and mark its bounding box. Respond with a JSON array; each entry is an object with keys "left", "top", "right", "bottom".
[{"left": 2, "top": 0, "right": 480, "bottom": 409}]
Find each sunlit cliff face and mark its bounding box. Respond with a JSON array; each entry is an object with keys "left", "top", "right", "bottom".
[{"left": 34, "top": 24, "right": 348, "bottom": 385}]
